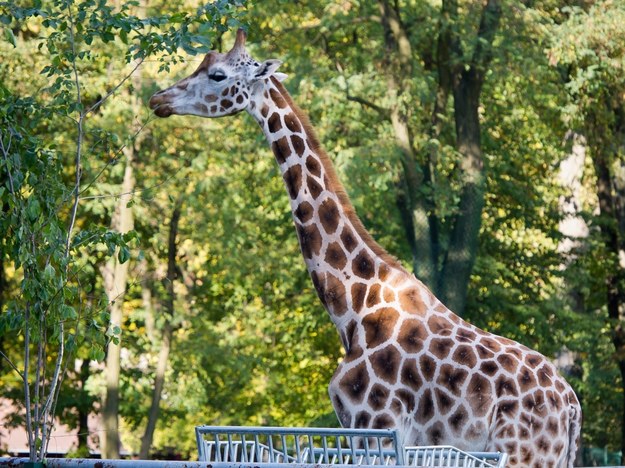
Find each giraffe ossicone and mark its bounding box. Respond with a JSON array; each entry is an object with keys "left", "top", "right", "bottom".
[{"left": 149, "top": 28, "right": 581, "bottom": 468}]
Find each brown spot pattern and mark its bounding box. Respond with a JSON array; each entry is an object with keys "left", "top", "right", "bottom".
[
  {"left": 430, "top": 337, "right": 454, "bottom": 359},
  {"left": 323, "top": 273, "right": 347, "bottom": 316},
  {"left": 368, "top": 383, "right": 390, "bottom": 411},
  {"left": 416, "top": 389, "right": 435, "bottom": 423},
  {"left": 268, "top": 112, "right": 282, "bottom": 133},
  {"left": 400, "top": 358, "right": 423, "bottom": 391},
  {"left": 291, "top": 135, "right": 305, "bottom": 156},
  {"left": 339, "top": 362, "right": 370, "bottom": 403},
  {"left": 307, "top": 176, "right": 323, "bottom": 199},
  {"left": 397, "top": 319, "right": 427, "bottom": 353},
  {"left": 396, "top": 389, "right": 416, "bottom": 413},
  {"left": 283, "top": 165, "right": 302, "bottom": 199},
  {"left": 284, "top": 113, "right": 302, "bottom": 133},
  {"left": 362, "top": 308, "right": 399, "bottom": 348},
  {"left": 437, "top": 364, "right": 469, "bottom": 396},
  {"left": 435, "top": 388, "right": 454, "bottom": 415},
  {"left": 467, "top": 373, "right": 492, "bottom": 417},
  {"left": 305, "top": 156, "right": 321, "bottom": 176},
  {"left": 366, "top": 284, "right": 381, "bottom": 308},
  {"left": 325, "top": 242, "right": 347, "bottom": 270},
  {"left": 272, "top": 136, "right": 291, "bottom": 164},
  {"left": 371, "top": 345, "right": 400, "bottom": 384},
  {"left": 297, "top": 224, "right": 322, "bottom": 259},
  {"left": 318, "top": 198, "right": 340, "bottom": 234},
  {"left": 378, "top": 264, "right": 390, "bottom": 281},
  {"left": 452, "top": 345, "right": 477, "bottom": 368},
  {"left": 420, "top": 354, "right": 437, "bottom": 381},
  {"left": 399, "top": 287, "right": 424, "bottom": 313},
  {"left": 340, "top": 225, "right": 358, "bottom": 252},
  {"left": 353, "top": 250, "right": 375, "bottom": 280},
  {"left": 269, "top": 87, "right": 287, "bottom": 108},
  {"left": 351, "top": 283, "right": 367, "bottom": 313},
  {"left": 295, "top": 201, "right": 313, "bottom": 223}
]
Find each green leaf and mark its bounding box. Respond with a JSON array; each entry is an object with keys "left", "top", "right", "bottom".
[
  {"left": 118, "top": 246, "right": 130, "bottom": 264},
  {"left": 89, "top": 347, "right": 105, "bottom": 361},
  {"left": 3, "top": 28, "right": 16, "bottom": 48},
  {"left": 27, "top": 198, "right": 41, "bottom": 221},
  {"left": 60, "top": 304, "right": 77, "bottom": 320},
  {"left": 43, "top": 264, "right": 56, "bottom": 281}
]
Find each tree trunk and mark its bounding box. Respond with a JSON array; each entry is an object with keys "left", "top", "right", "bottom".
[
  {"left": 0, "top": 253, "right": 5, "bottom": 374},
  {"left": 377, "top": 0, "right": 438, "bottom": 289},
  {"left": 101, "top": 150, "right": 134, "bottom": 459},
  {"left": 139, "top": 200, "right": 181, "bottom": 459},
  {"left": 77, "top": 358, "right": 91, "bottom": 455},
  {"left": 436, "top": 0, "right": 501, "bottom": 315},
  {"left": 439, "top": 69, "right": 485, "bottom": 314},
  {"left": 374, "top": 0, "right": 500, "bottom": 315}
]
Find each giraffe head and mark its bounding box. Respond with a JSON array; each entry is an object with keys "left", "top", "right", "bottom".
[{"left": 149, "top": 29, "right": 285, "bottom": 118}]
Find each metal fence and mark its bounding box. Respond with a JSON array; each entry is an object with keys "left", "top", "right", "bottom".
[
  {"left": 195, "top": 426, "right": 508, "bottom": 468},
  {"left": 404, "top": 446, "right": 507, "bottom": 468},
  {"left": 195, "top": 426, "right": 402, "bottom": 465}
]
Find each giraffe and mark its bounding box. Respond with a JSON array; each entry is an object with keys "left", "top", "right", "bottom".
[{"left": 149, "top": 29, "right": 581, "bottom": 467}]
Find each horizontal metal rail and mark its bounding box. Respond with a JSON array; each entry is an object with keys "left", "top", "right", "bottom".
[{"left": 1, "top": 459, "right": 399, "bottom": 468}]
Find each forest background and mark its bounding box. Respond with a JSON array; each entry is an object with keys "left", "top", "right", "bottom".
[{"left": 1, "top": 0, "right": 624, "bottom": 465}]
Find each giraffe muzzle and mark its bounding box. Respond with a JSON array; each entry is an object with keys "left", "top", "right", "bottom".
[{"left": 149, "top": 90, "right": 174, "bottom": 118}]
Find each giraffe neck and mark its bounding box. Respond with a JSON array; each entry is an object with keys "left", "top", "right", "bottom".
[{"left": 247, "top": 77, "right": 413, "bottom": 349}]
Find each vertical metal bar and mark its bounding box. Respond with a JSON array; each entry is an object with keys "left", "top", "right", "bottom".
[
  {"left": 254, "top": 433, "right": 261, "bottom": 462},
  {"left": 308, "top": 435, "right": 315, "bottom": 463},
  {"left": 281, "top": 434, "right": 288, "bottom": 461},
  {"left": 321, "top": 434, "right": 329, "bottom": 464},
  {"left": 336, "top": 435, "right": 342, "bottom": 464},
  {"left": 241, "top": 434, "right": 248, "bottom": 462},
  {"left": 393, "top": 430, "right": 403, "bottom": 466},
  {"left": 226, "top": 433, "right": 234, "bottom": 461},
  {"left": 213, "top": 433, "right": 221, "bottom": 462},
  {"left": 294, "top": 435, "right": 302, "bottom": 462},
  {"left": 349, "top": 435, "right": 357, "bottom": 464},
  {"left": 195, "top": 428, "right": 204, "bottom": 461},
  {"left": 363, "top": 435, "right": 371, "bottom": 465},
  {"left": 268, "top": 432, "right": 275, "bottom": 462}
]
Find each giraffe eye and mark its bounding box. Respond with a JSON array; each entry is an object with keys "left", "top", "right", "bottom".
[{"left": 208, "top": 71, "right": 227, "bottom": 82}]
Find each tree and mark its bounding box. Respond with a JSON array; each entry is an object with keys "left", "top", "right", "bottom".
[
  {"left": 0, "top": 0, "right": 245, "bottom": 460},
  {"left": 550, "top": 1, "right": 625, "bottom": 459}
]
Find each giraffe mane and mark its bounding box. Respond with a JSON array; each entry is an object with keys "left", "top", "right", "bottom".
[{"left": 270, "top": 77, "right": 409, "bottom": 275}]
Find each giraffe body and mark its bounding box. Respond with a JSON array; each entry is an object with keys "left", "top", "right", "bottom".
[{"left": 149, "top": 29, "right": 581, "bottom": 468}]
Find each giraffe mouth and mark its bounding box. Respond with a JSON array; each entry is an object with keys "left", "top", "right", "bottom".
[
  {"left": 149, "top": 91, "right": 174, "bottom": 118},
  {"left": 153, "top": 104, "right": 173, "bottom": 118}
]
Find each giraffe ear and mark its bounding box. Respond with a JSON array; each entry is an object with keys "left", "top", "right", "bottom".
[
  {"left": 274, "top": 72, "right": 288, "bottom": 82},
  {"left": 252, "top": 59, "right": 282, "bottom": 81}
]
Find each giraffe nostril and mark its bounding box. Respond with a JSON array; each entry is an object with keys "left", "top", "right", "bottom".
[{"left": 149, "top": 92, "right": 167, "bottom": 109}]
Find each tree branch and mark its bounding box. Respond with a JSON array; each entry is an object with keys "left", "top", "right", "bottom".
[
  {"left": 0, "top": 129, "right": 15, "bottom": 195},
  {"left": 471, "top": 0, "right": 502, "bottom": 78},
  {"left": 335, "top": 61, "right": 390, "bottom": 118},
  {"left": 0, "top": 350, "right": 24, "bottom": 378}
]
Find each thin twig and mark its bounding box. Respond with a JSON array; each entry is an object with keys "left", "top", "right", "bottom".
[
  {"left": 79, "top": 114, "right": 155, "bottom": 197},
  {"left": 64, "top": 0, "right": 84, "bottom": 258},
  {"left": 80, "top": 161, "right": 188, "bottom": 201},
  {"left": 0, "top": 350, "right": 24, "bottom": 379},
  {"left": 0, "top": 129, "right": 16, "bottom": 194},
  {"left": 23, "top": 302, "right": 34, "bottom": 461},
  {"left": 335, "top": 61, "right": 390, "bottom": 118},
  {"left": 84, "top": 59, "right": 144, "bottom": 117},
  {"left": 33, "top": 304, "right": 44, "bottom": 460}
]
